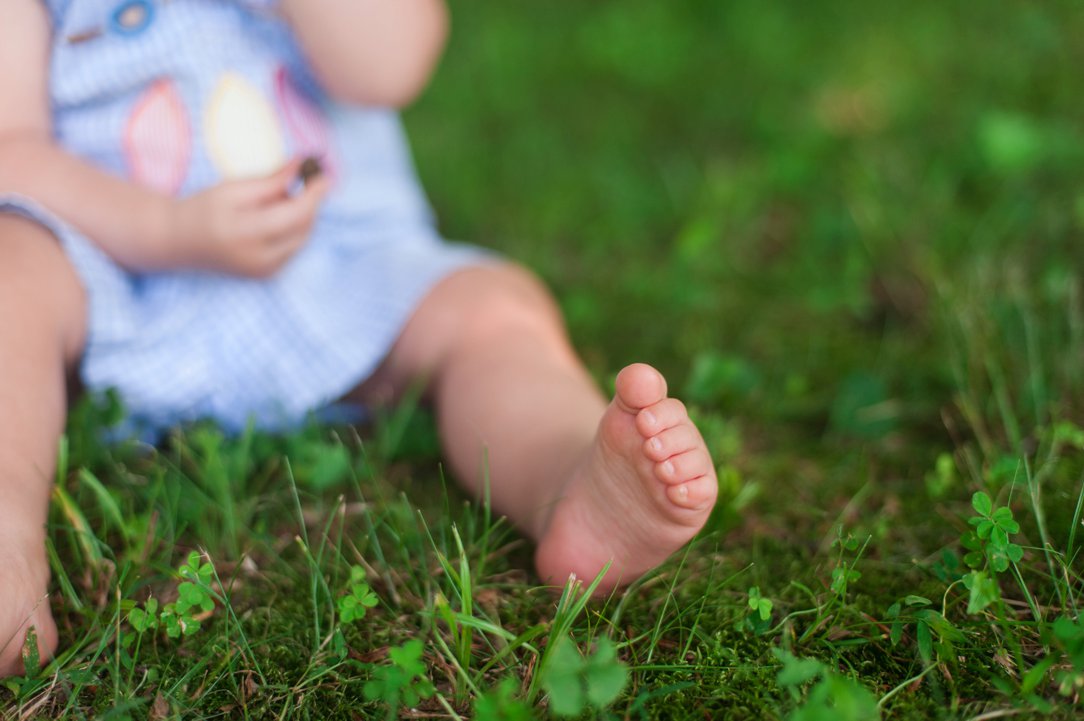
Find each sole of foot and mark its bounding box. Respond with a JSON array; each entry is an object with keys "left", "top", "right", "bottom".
[{"left": 535, "top": 363, "right": 717, "bottom": 594}]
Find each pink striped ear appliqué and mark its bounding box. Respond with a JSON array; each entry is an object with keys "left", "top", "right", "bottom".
[
  {"left": 124, "top": 79, "right": 191, "bottom": 195},
  {"left": 275, "top": 67, "right": 337, "bottom": 179}
]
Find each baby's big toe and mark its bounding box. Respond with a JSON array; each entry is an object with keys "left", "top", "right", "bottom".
[{"left": 614, "top": 363, "right": 668, "bottom": 413}]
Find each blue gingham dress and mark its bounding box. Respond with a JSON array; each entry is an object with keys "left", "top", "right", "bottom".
[{"left": 0, "top": 0, "right": 485, "bottom": 433}]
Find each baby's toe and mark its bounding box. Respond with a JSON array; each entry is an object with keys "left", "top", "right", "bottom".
[
  {"left": 643, "top": 423, "right": 702, "bottom": 462},
  {"left": 614, "top": 363, "right": 668, "bottom": 412},
  {"left": 656, "top": 448, "right": 713, "bottom": 486},
  {"left": 666, "top": 475, "right": 717, "bottom": 510},
  {"left": 636, "top": 397, "right": 689, "bottom": 437}
]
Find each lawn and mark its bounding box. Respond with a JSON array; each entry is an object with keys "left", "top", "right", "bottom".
[{"left": 5, "top": 0, "right": 1084, "bottom": 718}]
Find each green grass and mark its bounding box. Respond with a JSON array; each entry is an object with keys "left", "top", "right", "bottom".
[{"left": 5, "top": 0, "right": 1084, "bottom": 717}]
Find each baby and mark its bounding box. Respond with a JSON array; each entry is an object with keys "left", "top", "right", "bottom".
[{"left": 0, "top": 0, "right": 717, "bottom": 676}]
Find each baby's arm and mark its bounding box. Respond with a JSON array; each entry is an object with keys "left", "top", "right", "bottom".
[
  {"left": 281, "top": 0, "right": 449, "bottom": 107},
  {"left": 1, "top": 0, "right": 330, "bottom": 277},
  {"left": 0, "top": 0, "right": 184, "bottom": 271}
]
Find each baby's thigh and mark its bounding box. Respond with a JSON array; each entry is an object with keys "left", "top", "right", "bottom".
[{"left": 0, "top": 214, "right": 87, "bottom": 363}]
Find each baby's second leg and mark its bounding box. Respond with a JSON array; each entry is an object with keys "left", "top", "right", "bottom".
[
  {"left": 358, "top": 265, "right": 717, "bottom": 592},
  {"left": 0, "top": 216, "right": 86, "bottom": 676}
]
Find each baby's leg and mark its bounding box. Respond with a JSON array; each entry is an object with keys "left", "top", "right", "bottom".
[
  {"left": 356, "top": 264, "right": 717, "bottom": 592},
  {"left": 0, "top": 216, "right": 86, "bottom": 676}
]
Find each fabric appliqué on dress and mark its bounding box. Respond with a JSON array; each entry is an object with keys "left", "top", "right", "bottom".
[
  {"left": 124, "top": 79, "right": 191, "bottom": 194},
  {"left": 275, "top": 67, "right": 337, "bottom": 179},
  {"left": 205, "top": 72, "right": 289, "bottom": 180}
]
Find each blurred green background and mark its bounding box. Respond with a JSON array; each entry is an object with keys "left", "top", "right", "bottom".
[{"left": 406, "top": 0, "right": 1083, "bottom": 453}]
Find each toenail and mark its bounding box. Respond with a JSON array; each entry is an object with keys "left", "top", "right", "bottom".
[
  {"left": 677, "top": 485, "right": 688, "bottom": 499},
  {"left": 642, "top": 410, "right": 657, "bottom": 428},
  {"left": 649, "top": 437, "right": 662, "bottom": 453},
  {"left": 662, "top": 460, "right": 675, "bottom": 477}
]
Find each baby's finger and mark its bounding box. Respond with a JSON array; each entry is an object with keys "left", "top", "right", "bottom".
[
  {"left": 248, "top": 175, "right": 330, "bottom": 242},
  {"left": 293, "top": 174, "right": 332, "bottom": 222},
  {"left": 229, "top": 159, "right": 304, "bottom": 206}
]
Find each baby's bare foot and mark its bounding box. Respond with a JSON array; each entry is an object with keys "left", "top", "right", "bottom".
[
  {"left": 0, "top": 550, "right": 57, "bottom": 677},
  {"left": 535, "top": 363, "right": 717, "bottom": 593}
]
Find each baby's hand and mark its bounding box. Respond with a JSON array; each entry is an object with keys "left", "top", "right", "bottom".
[{"left": 169, "top": 160, "right": 330, "bottom": 278}]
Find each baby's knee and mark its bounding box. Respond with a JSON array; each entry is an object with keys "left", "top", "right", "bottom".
[
  {"left": 456, "top": 262, "right": 565, "bottom": 341},
  {"left": 383, "top": 261, "right": 571, "bottom": 381},
  {"left": 0, "top": 214, "right": 87, "bottom": 359},
  {"left": 0, "top": 215, "right": 81, "bottom": 283}
]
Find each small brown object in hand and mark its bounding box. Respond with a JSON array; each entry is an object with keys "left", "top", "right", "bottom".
[{"left": 299, "top": 156, "right": 323, "bottom": 185}]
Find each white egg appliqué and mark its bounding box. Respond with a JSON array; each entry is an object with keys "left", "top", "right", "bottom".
[{"left": 205, "top": 73, "right": 287, "bottom": 180}]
